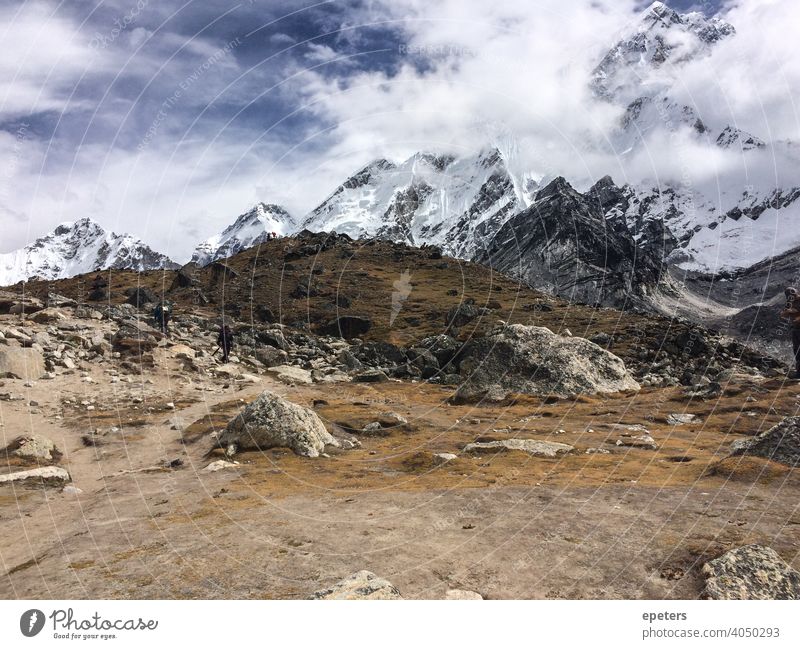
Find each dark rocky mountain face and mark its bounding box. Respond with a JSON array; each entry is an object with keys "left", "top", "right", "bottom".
[{"left": 476, "top": 177, "right": 664, "bottom": 308}]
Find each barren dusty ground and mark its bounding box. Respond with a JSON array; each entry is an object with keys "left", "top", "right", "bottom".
[{"left": 2, "top": 320, "right": 800, "bottom": 599}]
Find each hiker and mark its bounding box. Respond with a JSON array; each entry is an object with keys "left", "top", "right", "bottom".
[
  {"left": 780, "top": 287, "right": 800, "bottom": 378},
  {"left": 217, "top": 324, "right": 234, "bottom": 363},
  {"left": 153, "top": 301, "right": 172, "bottom": 336}
]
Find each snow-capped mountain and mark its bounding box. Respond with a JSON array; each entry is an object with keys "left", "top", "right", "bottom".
[
  {"left": 302, "top": 148, "right": 523, "bottom": 259},
  {"left": 592, "top": 1, "right": 735, "bottom": 102},
  {"left": 191, "top": 202, "right": 295, "bottom": 266},
  {"left": 478, "top": 176, "right": 664, "bottom": 308},
  {"left": 0, "top": 218, "right": 177, "bottom": 286},
  {"left": 584, "top": 1, "right": 800, "bottom": 274}
]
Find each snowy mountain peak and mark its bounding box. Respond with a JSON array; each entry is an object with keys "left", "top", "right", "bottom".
[
  {"left": 191, "top": 202, "right": 295, "bottom": 266},
  {"left": 592, "top": 2, "right": 734, "bottom": 101},
  {"left": 0, "top": 218, "right": 177, "bottom": 286},
  {"left": 641, "top": 2, "right": 680, "bottom": 25},
  {"left": 302, "top": 147, "right": 521, "bottom": 258},
  {"left": 716, "top": 126, "right": 766, "bottom": 151}
]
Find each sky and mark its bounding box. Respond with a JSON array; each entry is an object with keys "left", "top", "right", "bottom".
[{"left": 0, "top": 0, "right": 796, "bottom": 262}]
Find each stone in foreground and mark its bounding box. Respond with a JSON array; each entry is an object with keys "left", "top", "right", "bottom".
[
  {"left": 310, "top": 570, "right": 402, "bottom": 600},
  {"left": 456, "top": 324, "right": 639, "bottom": 398},
  {"left": 0, "top": 466, "right": 71, "bottom": 487},
  {"left": 445, "top": 589, "right": 483, "bottom": 600},
  {"left": 218, "top": 391, "right": 337, "bottom": 458},
  {"left": 0, "top": 347, "right": 46, "bottom": 381},
  {"left": 2, "top": 435, "right": 60, "bottom": 461},
  {"left": 463, "top": 439, "right": 574, "bottom": 457},
  {"left": 702, "top": 545, "right": 800, "bottom": 600},
  {"left": 730, "top": 416, "right": 800, "bottom": 467}
]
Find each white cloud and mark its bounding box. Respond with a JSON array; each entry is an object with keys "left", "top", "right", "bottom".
[{"left": 2, "top": 0, "right": 799, "bottom": 265}]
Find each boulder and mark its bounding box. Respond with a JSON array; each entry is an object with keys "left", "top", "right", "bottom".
[
  {"left": 449, "top": 384, "right": 507, "bottom": 405},
  {"left": 170, "top": 266, "right": 198, "bottom": 290},
  {"left": 30, "top": 308, "right": 67, "bottom": 324},
  {"left": 169, "top": 344, "right": 196, "bottom": 359},
  {"left": 418, "top": 334, "right": 461, "bottom": 368},
  {"left": 0, "top": 347, "right": 45, "bottom": 380},
  {"left": 445, "top": 303, "right": 486, "bottom": 330},
  {"left": 310, "top": 570, "right": 402, "bottom": 600},
  {"left": 353, "top": 369, "right": 389, "bottom": 383},
  {"left": 322, "top": 315, "right": 372, "bottom": 339},
  {"left": 3, "top": 435, "right": 60, "bottom": 461},
  {"left": 702, "top": 545, "right": 800, "bottom": 600},
  {"left": 218, "top": 391, "right": 337, "bottom": 458},
  {"left": 463, "top": 439, "right": 574, "bottom": 457},
  {"left": 352, "top": 341, "right": 406, "bottom": 368},
  {"left": 730, "top": 416, "right": 800, "bottom": 467},
  {"left": 445, "top": 589, "right": 483, "bottom": 600},
  {"left": 0, "top": 466, "right": 71, "bottom": 487},
  {"left": 125, "top": 286, "right": 158, "bottom": 308},
  {"left": 0, "top": 291, "right": 43, "bottom": 315},
  {"left": 456, "top": 324, "right": 639, "bottom": 398},
  {"left": 267, "top": 365, "right": 313, "bottom": 385},
  {"left": 111, "top": 323, "right": 162, "bottom": 354},
  {"left": 667, "top": 413, "right": 701, "bottom": 425},
  {"left": 615, "top": 434, "right": 658, "bottom": 450},
  {"left": 203, "top": 460, "right": 239, "bottom": 472},
  {"left": 255, "top": 347, "right": 289, "bottom": 367}
]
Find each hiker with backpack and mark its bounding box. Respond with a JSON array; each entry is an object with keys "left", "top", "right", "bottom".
[
  {"left": 153, "top": 301, "right": 172, "bottom": 336},
  {"left": 780, "top": 287, "right": 800, "bottom": 378},
  {"left": 217, "top": 324, "right": 234, "bottom": 363}
]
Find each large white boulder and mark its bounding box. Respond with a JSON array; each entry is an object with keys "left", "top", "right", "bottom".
[
  {"left": 456, "top": 324, "right": 639, "bottom": 399},
  {"left": 218, "top": 391, "right": 337, "bottom": 458}
]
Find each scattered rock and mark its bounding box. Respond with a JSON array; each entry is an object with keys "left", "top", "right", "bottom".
[
  {"left": 268, "top": 365, "right": 313, "bottom": 385},
  {"left": 456, "top": 324, "right": 639, "bottom": 398},
  {"left": 203, "top": 460, "right": 239, "bottom": 472},
  {"left": 0, "top": 347, "right": 46, "bottom": 380},
  {"left": 112, "top": 324, "right": 160, "bottom": 354},
  {"left": 0, "top": 466, "right": 71, "bottom": 487},
  {"left": 2, "top": 435, "right": 60, "bottom": 461},
  {"left": 729, "top": 416, "right": 800, "bottom": 467},
  {"left": 667, "top": 413, "right": 701, "bottom": 425},
  {"left": 445, "top": 304, "right": 486, "bottom": 330},
  {"left": 615, "top": 434, "right": 658, "bottom": 450},
  {"left": 433, "top": 452, "right": 458, "bottom": 464},
  {"left": 218, "top": 391, "right": 338, "bottom": 458},
  {"left": 353, "top": 369, "right": 389, "bottom": 383},
  {"left": 30, "top": 308, "right": 67, "bottom": 324},
  {"left": 702, "top": 545, "right": 800, "bottom": 600},
  {"left": 449, "top": 384, "right": 508, "bottom": 405},
  {"left": 445, "top": 589, "right": 483, "bottom": 600},
  {"left": 255, "top": 347, "right": 289, "bottom": 368},
  {"left": 463, "top": 439, "right": 574, "bottom": 457},
  {"left": 125, "top": 286, "right": 158, "bottom": 308},
  {"left": 322, "top": 315, "right": 372, "bottom": 339},
  {"left": 310, "top": 570, "right": 402, "bottom": 600}
]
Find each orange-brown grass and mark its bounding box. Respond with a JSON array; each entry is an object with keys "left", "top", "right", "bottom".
[{"left": 182, "top": 377, "right": 800, "bottom": 504}]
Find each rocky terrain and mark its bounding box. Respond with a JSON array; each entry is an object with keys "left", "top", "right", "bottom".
[{"left": 1, "top": 233, "right": 799, "bottom": 600}]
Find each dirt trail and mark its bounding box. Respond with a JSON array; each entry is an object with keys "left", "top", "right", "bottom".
[{"left": 2, "top": 330, "right": 799, "bottom": 599}]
